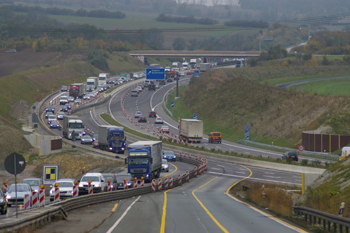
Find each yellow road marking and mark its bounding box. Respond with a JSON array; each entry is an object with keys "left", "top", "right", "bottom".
[
  {"left": 225, "top": 165, "right": 308, "bottom": 233},
  {"left": 192, "top": 176, "right": 229, "bottom": 233},
  {"left": 160, "top": 185, "right": 181, "bottom": 233},
  {"left": 41, "top": 111, "right": 51, "bottom": 131},
  {"left": 163, "top": 163, "right": 177, "bottom": 178},
  {"left": 111, "top": 203, "right": 118, "bottom": 212}
]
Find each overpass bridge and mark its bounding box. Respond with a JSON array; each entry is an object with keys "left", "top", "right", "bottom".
[{"left": 128, "top": 50, "right": 260, "bottom": 63}]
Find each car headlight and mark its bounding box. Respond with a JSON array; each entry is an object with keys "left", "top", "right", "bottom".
[
  {"left": 127, "top": 182, "right": 132, "bottom": 186},
  {"left": 95, "top": 184, "right": 100, "bottom": 187},
  {"left": 50, "top": 189, "right": 54, "bottom": 194},
  {"left": 173, "top": 156, "right": 176, "bottom": 158},
  {"left": 71, "top": 191, "right": 74, "bottom": 194},
  {"left": 164, "top": 165, "right": 168, "bottom": 168},
  {"left": 82, "top": 139, "right": 85, "bottom": 141},
  {"left": 6, "top": 195, "right": 11, "bottom": 199},
  {"left": 79, "top": 184, "right": 83, "bottom": 187},
  {"left": 163, "top": 156, "right": 167, "bottom": 158}
]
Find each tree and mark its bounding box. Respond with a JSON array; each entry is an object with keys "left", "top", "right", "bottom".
[
  {"left": 322, "top": 55, "right": 329, "bottom": 65},
  {"left": 172, "top": 37, "right": 186, "bottom": 50}
]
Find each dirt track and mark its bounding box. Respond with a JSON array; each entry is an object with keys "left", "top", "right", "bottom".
[{"left": 0, "top": 51, "right": 60, "bottom": 78}]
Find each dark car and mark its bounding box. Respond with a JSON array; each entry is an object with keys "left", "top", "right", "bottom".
[
  {"left": 45, "top": 111, "right": 54, "bottom": 119},
  {"left": 102, "top": 173, "right": 118, "bottom": 191},
  {"left": 49, "top": 120, "right": 60, "bottom": 129},
  {"left": 81, "top": 135, "right": 93, "bottom": 145},
  {"left": 61, "top": 86, "right": 68, "bottom": 92},
  {"left": 116, "top": 174, "right": 133, "bottom": 190},
  {"left": 282, "top": 151, "right": 299, "bottom": 162},
  {"left": 0, "top": 189, "right": 7, "bottom": 214},
  {"left": 92, "top": 134, "right": 99, "bottom": 141},
  {"left": 45, "top": 106, "right": 55, "bottom": 113},
  {"left": 163, "top": 150, "right": 177, "bottom": 162},
  {"left": 138, "top": 116, "right": 147, "bottom": 122},
  {"left": 149, "top": 111, "right": 157, "bottom": 118}
]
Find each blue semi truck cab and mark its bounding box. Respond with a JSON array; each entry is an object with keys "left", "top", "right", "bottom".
[
  {"left": 126, "top": 141, "right": 162, "bottom": 182},
  {"left": 98, "top": 125, "right": 126, "bottom": 154}
]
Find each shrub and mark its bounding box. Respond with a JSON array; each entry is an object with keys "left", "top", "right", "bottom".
[
  {"left": 90, "top": 56, "right": 109, "bottom": 70},
  {"left": 301, "top": 159, "right": 308, "bottom": 166}
]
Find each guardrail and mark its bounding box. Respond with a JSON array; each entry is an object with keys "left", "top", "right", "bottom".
[
  {"left": 163, "top": 89, "right": 174, "bottom": 117},
  {"left": 0, "top": 154, "right": 205, "bottom": 232},
  {"left": 293, "top": 206, "right": 350, "bottom": 232}
]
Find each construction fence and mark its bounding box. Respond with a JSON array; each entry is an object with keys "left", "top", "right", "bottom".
[{"left": 302, "top": 131, "right": 350, "bottom": 153}]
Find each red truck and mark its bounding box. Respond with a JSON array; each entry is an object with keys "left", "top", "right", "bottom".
[{"left": 69, "top": 83, "right": 85, "bottom": 99}]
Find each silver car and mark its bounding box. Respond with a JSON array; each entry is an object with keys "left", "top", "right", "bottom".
[
  {"left": 161, "top": 159, "right": 169, "bottom": 172},
  {"left": 6, "top": 184, "right": 32, "bottom": 207},
  {"left": 21, "top": 178, "right": 43, "bottom": 192},
  {"left": 68, "top": 96, "right": 75, "bottom": 102}
]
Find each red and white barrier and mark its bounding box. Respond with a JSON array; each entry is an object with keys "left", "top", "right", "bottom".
[
  {"left": 147, "top": 126, "right": 150, "bottom": 131},
  {"left": 39, "top": 186, "right": 45, "bottom": 207},
  {"left": 108, "top": 180, "right": 112, "bottom": 192},
  {"left": 140, "top": 177, "right": 144, "bottom": 187},
  {"left": 164, "top": 177, "right": 168, "bottom": 189},
  {"left": 24, "top": 194, "right": 31, "bottom": 210},
  {"left": 32, "top": 191, "right": 38, "bottom": 208},
  {"left": 124, "top": 178, "right": 128, "bottom": 190},
  {"left": 140, "top": 123, "right": 143, "bottom": 129},
  {"left": 178, "top": 174, "right": 182, "bottom": 185},
  {"left": 152, "top": 179, "right": 156, "bottom": 192},
  {"left": 194, "top": 166, "right": 197, "bottom": 177},
  {"left": 186, "top": 171, "right": 189, "bottom": 182},
  {"left": 3, "top": 181, "right": 7, "bottom": 193},
  {"left": 169, "top": 177, "right": 173, "bottom": 188},
  {"left": 133, "top": 177, "right": 138, "bottom": 188},
  {"left": 54, "top": 183, "right": 60, "bottom": 201},
  {"left": 73, "top": 181, "right": 78, "bottom": 197},
  {"left": 88, "top": 181, "right": 93, "bottom": 195},
  {"left": 158, "top": 178, "right": 162, "bottom": 191}
]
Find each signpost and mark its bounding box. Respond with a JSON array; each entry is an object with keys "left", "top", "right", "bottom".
[
  {"left": 193, "top": 114, "right": 197, "bottom": 120},
  {"left": 4, "top": 152, "right": 26, "bottom": 218},
  {"left": 245, "top": 125, "right": 250, "bottom": 140},
  {"left": 298, "top": 145, "right": 304, "bottom": 151},
  {"left": 146, "top": 68, "right": 165, "bottom": 80},
  {"left": 171, "top": 101, "right": 174, "bottom": 108}
]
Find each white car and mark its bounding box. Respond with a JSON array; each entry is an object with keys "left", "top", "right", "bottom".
[
  {"left": 161, "top": 159, "right": 169, "bottom": 172},
  {"left": 68, "top": 96, "right": 75, "bottom": 102},
  {"left": 47, "top": 115, "right": 56, "bottom": 124},
  {"left": 78, "top": 172, "right": 107, "bottom": 194},
  {"left": 155, "top": 117, "right": 163, "bottom": 124},
  {"left": 6, "top": 184, "right": 32, "bottom": 207},
  {"left": 50, "top": 179, "right": 75, "bottom": 201},
  {"left": 134, "top": 111, "right": 143, "bottom": 118},
  {"left": 161, "top": 125, "right": 170, "bottom": 133}
]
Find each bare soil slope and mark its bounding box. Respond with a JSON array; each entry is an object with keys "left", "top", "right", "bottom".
[{"left": 0, "top": 51, "right": 61, "bottom": 77}]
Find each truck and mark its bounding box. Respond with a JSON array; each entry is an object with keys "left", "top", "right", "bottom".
[
  {"left": 172, "top": 62, "right": 181, "bottom": 69},
  {"left": 199, "top": 63, "right": 211, "bottom": 72},
  {"left": 69, "top": 83, "right": 85, "bottom": 99},
  {"left": 98, "top": 73, "right": 109, "bottom": 86},
  {"left": 98, "top": 125, "right": 126, "bottom": 154},
  {"left": 182, "top": 62, "right": 189, "bottom": 70},
  {"left": 126, "top": 141, "right": 162, "bottom": 182},
  {"left": 179, "top": 119, "right": 203, "bottom": 143},
  {"left": 120, "top": 73, "right": 127, "bottom": 81},
  {"left": 62, "top": 115, "right": 84, "bottom": 140},
  {"left": 86, "top": 77, "right": 98, "bottom": 92},
  {"left": 190, "top": 58, "right": 199, "bottom": 68}
]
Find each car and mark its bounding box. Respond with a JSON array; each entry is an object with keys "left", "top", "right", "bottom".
[
  {"left": 74, "top": 98, "right": 82, "bottom": 105},
  {"left": 102, "top": 173, "right": 118, "bottom": 191},
  {"left": 61, "top": 86, "right": 68, "bottom": 92},
  {"left": 131, "top": 89, "right": 139, "bottom": 97},
  {"left": 282, "top": 151, "right": 299, "bottom": 162},
  {"left": 138, "top": 116, "right": 147, "bottom": 122},
  {"left": 155, "top": 117, "right": 163, "bottom": 124},
  {"left": 155, "top": 83, "right": 160, "bottom": 89},
  {"left": 165, "top": 66, "right": 171, "bottom": 72},
  {"left": 92, "top": 140, "right": 99, "bottom": 148},
  {"left": 61, "top": 105, "right": 68, "bottom": 112},
  {"left": 136, "top": 86, "right": 142, "bottom": 92},
  {"left": 166, "top": 78, "right": 173, "bottom": 82},
  {"left": 144, "top": 80, "right": 150, "bottom": 88},
  {"left": 161, "top": 159, "right": 169, "bottom": 172},
  {"left": 159, "top": 80, "right": 166, "bottom": 85},
  {"left": 50, "top": 179, "right": 75, "bottom": 201},
  {"left": 96, "top": 86, "right": 105, "bottom": 92},
  {"left": 92, "top": 134, "right": 99, "bottom": 141},
  {"left": 45, "top": 106, "right": 55, "bottom": 113},
  {"left": 187, "top": 71, "right": 192, "bottom": 75},
  {"left": 179, "top": 72, "right": 185, "bottom": 76},
  {"left": 68, "top": 96, "right": 75, "bottom": 102},
  {"left": 81, "top": 135, "right": 93, "bottom": 144},
  {"left": 116, "top": 173, "right": 133, "bottom": 190},
  {"left": 21, "top": 178, "right": 43, "bottom": 193},
  {"left": 149, "top": 111, "right": 157, "bottom": 118},
  {"left": 57, "top": 112, "right": 65, "bottom": 120},
  {"left": 134, "top": 111, "right": 143, "bottom": 118},
  {"left": 50, "top": 120, "right": 60, "bottom": 128},
  {"left": 163, "top": 150, "right": 176, "bottom": 162},
  {"left": 47, "top": 115, "right": 56, "bottom": 124},
  {"left": 78, "top": 172, "right": 107, "bottom": 194},
  {"left": 208, "top": 132, "right": 222, "bottom": 144},
  {"left": 6, "top": 183, "right": 32, "bottom": 207},
  {"left": 161, "top": 125, "right": 170, "bottom": 133},
  {"left": 65, "top": 103, "right": 72, "bottom": 110},
  {"left": 59, "top": 96, "right": 68, "bottom": 105},
  {"left": 0, "top": 189, "right": 7, "bottom": 214},
  {"left": 45, "top": 111, "right": 54, "bottom": 119}
]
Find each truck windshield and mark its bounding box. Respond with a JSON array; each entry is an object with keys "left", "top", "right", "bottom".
[
  {"left": 69, "top": 123, "right": 83, "bottom": 129},
  {"left": 99, "top": 77, "right": 106, "bottom": 81},
  {"left": 69, "top": 90, "right": 78, "bottom": 93},
  {"left": 108, "top": 133, "right": 124, "bottom": 141},
  {"left": 128, "top": 157, "right": 149, "bottom": 165},
  {"left": 87, "top": 82, "right": 94, "bottom": 85}
]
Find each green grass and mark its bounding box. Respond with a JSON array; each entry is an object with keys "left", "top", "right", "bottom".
[{"left": 289, "top": 78, "right": 350, "bottom": 96}]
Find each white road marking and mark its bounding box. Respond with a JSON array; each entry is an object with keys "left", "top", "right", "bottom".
[
  {"left": 264, "top": 175, "right": 281, "bottom": 179},
  {"left": 217, "top": 165, "right": 225, "bottom": 167},
  {"left": 106, "top": 195, "right": 141, "bottom": 233},
  {"left": 211, "top": 168, "right": 221, "bottom": 170}
]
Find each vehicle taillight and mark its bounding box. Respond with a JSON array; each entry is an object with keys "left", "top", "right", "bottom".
[
  {"left": 287, "top": 156, "right": 290, "bottom": 158},
  {"left": 296, "top": 156, "right": 298, "bottom": 158}
]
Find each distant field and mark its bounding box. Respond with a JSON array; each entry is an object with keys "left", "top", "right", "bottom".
[{"left": 290, "top": 78, "right": 350, "bottom": 96}]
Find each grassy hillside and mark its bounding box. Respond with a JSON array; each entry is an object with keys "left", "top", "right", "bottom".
[{"left": 168, "top": 70, "right": 350, "bottom": 147}]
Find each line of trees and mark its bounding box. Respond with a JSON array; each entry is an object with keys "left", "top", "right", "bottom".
[
  {"left": 224, "top": 20, "right": 269, "bottom": 28},
  {"left": 2, "top": 4, "right": 126, "bottom": 19},
  {"left": 156, "top": 14, "right": 218, "bottom": 25}
]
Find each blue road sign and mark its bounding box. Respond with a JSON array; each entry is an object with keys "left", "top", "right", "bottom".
[
  {"left": 194, "top": 114, "right": 197, "bottom": 119},
  {"left": 171, "top": 101, "right": 174, "bottom": 108},
  {"left": 146, "top": 68, "right": 165, "bottom": 80},
  {"left": 245, "top": 125, "right": 249, "bottom": 139}
]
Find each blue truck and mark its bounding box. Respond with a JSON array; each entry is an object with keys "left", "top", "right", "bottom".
[
  {"left": 126, "top": 141, "right": 162, "bottom": 183},
  {"left": 98, "top": 125, "right": 126, "bottom": 154}
]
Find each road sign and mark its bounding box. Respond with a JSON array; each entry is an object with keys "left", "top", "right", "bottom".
[
  {"left": 194, "top": 114, "right": 197, "bottom": 120},
  {"left": 171, "top": 101, "right": 174, "bottom": 108},
  {"left": 4, "top": 153, "right": 26, "bottom": 175},
  {"left": 42, "top": 165, "right": 59, "bottom": 185},
  {"left": 146, "top": 68, "right": 165, "bottom": 80},
  {"left": 245, "top": 125, "right": 249, "bottom": 139},
  {"left": 298, "top": 145, "right": 304, "bottom": 152}
]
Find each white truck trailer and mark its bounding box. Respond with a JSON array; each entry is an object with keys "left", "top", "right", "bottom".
[
  {"left": 86, "top": 77, "right": 98, "bottom": 92},
  {"left": 62, "top": 115, "right": 84, "bottom": 140},
  {"left": 179, "top": 119, "right": 203, "bottom": 143}
]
